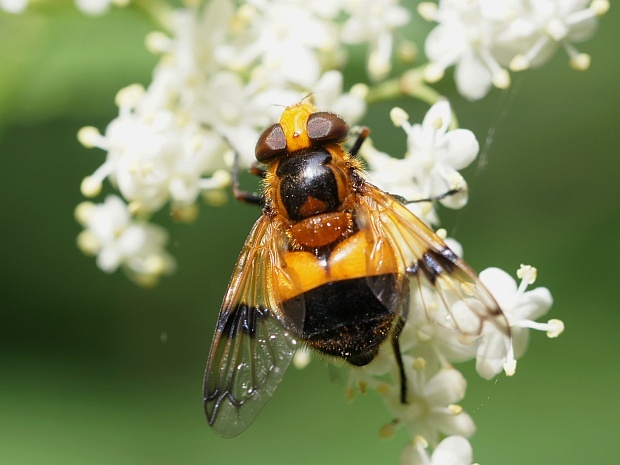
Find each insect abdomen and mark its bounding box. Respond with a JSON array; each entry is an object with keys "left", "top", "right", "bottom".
[{"left": 280, "top": 274, "right": 398, "bottom": 366}]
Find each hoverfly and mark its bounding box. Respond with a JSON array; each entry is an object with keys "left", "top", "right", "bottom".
[{"left": 203, "top": 101, "right": 510, "bottom": 437}]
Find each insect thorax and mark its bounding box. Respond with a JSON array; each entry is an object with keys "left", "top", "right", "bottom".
[{"left": 271, "top": 147, "right": 356, "bottom": 250}]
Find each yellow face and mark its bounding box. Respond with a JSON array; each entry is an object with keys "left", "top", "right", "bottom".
[{"left": 278, "top": 101, "right": 316, "bottom": 152}]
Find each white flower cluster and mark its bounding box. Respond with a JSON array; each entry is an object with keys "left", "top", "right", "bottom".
[
  {"left": 363, "top": 101, "right": 473, "bottom": 226},
  {"left": 420, "top": 0, "right": 609, "bottom": 100},
  {"left": 344, "top": 264, "right": 562, "bottom": 464},
  {"left": 340, "top": 101, "right": 564, "bottom": 462},
  {"left": 75, "top": 196, "right": 176, "bottom": 286}
]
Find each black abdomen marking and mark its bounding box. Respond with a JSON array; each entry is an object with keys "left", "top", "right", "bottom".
[{"left": 280, "top": 274, "right": 398, "bottom": 366}]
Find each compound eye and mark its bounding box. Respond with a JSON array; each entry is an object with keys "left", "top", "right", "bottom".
[
  {"left": 255, "top": 123, "right": 287, "bottom": 162},
  {"left": 307, "top": 112, "right": 349, "bottom": 144}
]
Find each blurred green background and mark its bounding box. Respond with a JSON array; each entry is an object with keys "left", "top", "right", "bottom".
[{"left": 1, "top": 4, "right": 619, "bottom": 465}]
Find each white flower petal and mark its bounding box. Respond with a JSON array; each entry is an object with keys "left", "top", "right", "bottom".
[
  {"left": 512, "top": 287, "right": 554, "bottom": 321},
  {"left": 75, "top": 0, "right": 112, "bottom": 16},
  {"left": 455, "top": 52, "right": 493, "bottom": 101},
  {"left": 434, "top": 410, "right": 476, "bottom": 438},
  {"left": 422, "top": 100, "right": 451, "bottom": 135},
  {"left": 476, "top": 330, "right": 510, "bottom": 379},
  {"left": 479, "top": 267, "right": 518, "bottom": 309},
  {"left": 424, "top": 368, "right": 467, "bottom": 406},
  {"left": 432, "top": 436, "right": 473, "bottom": 465},
  {"left": 118, "top": 225, "right": 148, "bottom": 256},
  {"left": 424, "top": 24, "right": 466, "bottom": 70},
  {"left": 441, "top": 129, "right": 479, "bottom": 169},
  {"left": 1, "top": 0, "right": 28, "bottom": 13},
  {"left": 97, "top": 246, "right": 122, "bottom": 273},
  {"left": 400, "top": 443, "right": 427, "bottom": 465}
]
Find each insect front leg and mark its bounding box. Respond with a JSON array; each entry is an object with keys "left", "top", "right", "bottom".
[
  {"left": 232, "top": 148, "right": 265, "bottom": 206},
  {"left": 349, "top": 127, "right": 370, "bottom": 158},
  {"left": 401, "top": 187, "right": 465, "bottom": 205},
  {"left": 248, "top": 163, "right": 267, "bottom": 179}
]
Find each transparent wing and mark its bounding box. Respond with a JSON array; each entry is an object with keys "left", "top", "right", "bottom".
[
  {"left": 203, "top": 216, "right": 297, "bottom": 437},
  {"left": 357, "top": 184, "right": 511, "bottom": 360}
]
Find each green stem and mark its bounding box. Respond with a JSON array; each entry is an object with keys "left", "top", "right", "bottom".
[
  {"left": 400, "top": 67, "right": 442, "bottom": 106},
  {"left": 365, "top": 78, "right": 401, "bottom": 105}
]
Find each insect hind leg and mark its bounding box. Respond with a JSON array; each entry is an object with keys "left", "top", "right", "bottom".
[{"left": 392, "top": 318, "right": 408, "bottom": 404}]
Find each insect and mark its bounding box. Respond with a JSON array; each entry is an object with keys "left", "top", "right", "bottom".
[{"left": 203, "top": 101, "right": 511, "bottom": 437}]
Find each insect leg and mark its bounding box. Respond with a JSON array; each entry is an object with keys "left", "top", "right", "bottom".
[
  {"left": 392, "top": 318, "right": 408, "bottom": 404},
  {"left": 401, "top": 187, "right": 464, "bottom": 205},
  {"left": 349, "top": 127, "right": 370, "bottom": 158},
  {"left": 248, "top": 163, "right": 267, "bottom": 178},
  {"left": 232, "top": 149, "right": 265, "bottom": 206}
]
